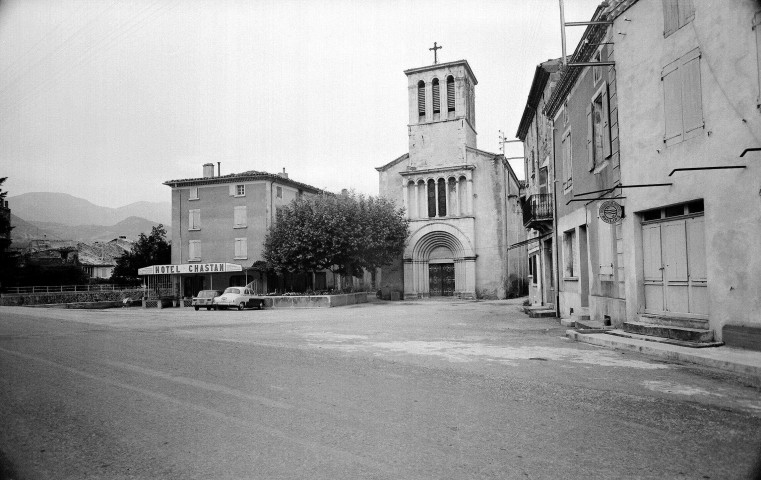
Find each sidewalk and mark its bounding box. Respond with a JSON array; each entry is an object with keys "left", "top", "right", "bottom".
[{"left": 566, "top": 328, "right": 761, "bottom": 385}]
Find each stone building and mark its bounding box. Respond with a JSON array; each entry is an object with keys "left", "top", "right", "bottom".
[
  {"left": 158, "top": 164, "right": 329, "bottom": 298},
  {"left": 377, "top": 60, "right": 525, "bottom": 299},
  {"left": 517, "top": 59, "right": 562, "bottom": 311}
]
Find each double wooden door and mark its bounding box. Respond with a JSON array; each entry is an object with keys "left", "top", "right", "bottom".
[
  {"left": 642, "top": 216, "right": 707, "bottom": 316},
  {"left": 429, "top": 263, "right": 455, "bottom": 296}
]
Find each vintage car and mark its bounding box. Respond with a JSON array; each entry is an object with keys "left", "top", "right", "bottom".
[
  {"left": 191, "top": 290, "right": 222, "bottom": 311},
  {"left": 212, "top": 287, "right": 265, "bottom": 310}
]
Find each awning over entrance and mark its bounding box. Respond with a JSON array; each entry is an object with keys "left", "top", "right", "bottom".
[{"left": 138, "top": 263, "right": 243, "bottom": 275}]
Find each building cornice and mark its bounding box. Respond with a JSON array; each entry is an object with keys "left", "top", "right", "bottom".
[
  {"left": 404, "top": 59, "right": 478, "bottom": 85},
  {"left": 163, "top": 171, "right": 323, "bottom": 194}
]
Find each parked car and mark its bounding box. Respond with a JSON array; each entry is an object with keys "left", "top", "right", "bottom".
[
  {"left": 191, "top": 289, "right": 222, "bottom": 311},
  {"left": 213, "top": 287, "right": 265, "bottom": 310}
]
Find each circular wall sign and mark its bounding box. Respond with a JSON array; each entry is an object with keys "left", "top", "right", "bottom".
[{"left": 599, "top": 200, "right": 623, "bottom": 224}]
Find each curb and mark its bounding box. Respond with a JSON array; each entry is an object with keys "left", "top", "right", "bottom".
[{"left": 566, "top": 330, "right": 761, "bottom": 384}]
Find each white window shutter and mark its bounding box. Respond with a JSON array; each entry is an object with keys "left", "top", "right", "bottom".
[
  {"left": 598, "top": 220, "right": 614, "bottom": 275},
  {"left": 229, "top": 185, "right": 235, "bottom": 196},
  {"left": 234, "top": 206, "right": 246, "bottom": 227},
  {"left": 678, "top": 0, "right": 694, "bottom": 28},
  {"left": 662, "top": 63, "right": 682, "bottom": 144},
  {"left": 681, "top": 50, "right": 703, "bottom": 135},
  {"left": 662, "top": 0, "right": 679, "bottom": 36},
  {"left": 586, "top": 104, "right": 594, "bottom": 171},
  {"left": 602, "top": 82, "right": 612, "bottom": 158},
  {"left": 188, "top": 210, "right": 193, "bottom": 229},
  {"left": 755, "top": 12, "right": 761, "bottom": 107}
]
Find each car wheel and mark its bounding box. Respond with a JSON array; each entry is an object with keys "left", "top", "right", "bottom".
[
  {"left": 238, "top": 302, "right": 245, "bottom": 311},
  {"left": 206, "top": 307, "right": 211, "bottom": 311},
  {"left": 194, "top": 306, "right": 199, "bottom": 311},
  {"left": 257, "top": 301, "right": 263, "bottom": 310}
]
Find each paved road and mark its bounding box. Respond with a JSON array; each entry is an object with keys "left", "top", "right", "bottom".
[{"left": 0, "top": 299, "right": 760, "bottom": 479}]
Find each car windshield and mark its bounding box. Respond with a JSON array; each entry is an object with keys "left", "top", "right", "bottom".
[
  {"left": 197, "top": 291, "right": 217, "bottom": 298},
  {"left": 223, "top": 288, "right": 241, "bottom": 294}
]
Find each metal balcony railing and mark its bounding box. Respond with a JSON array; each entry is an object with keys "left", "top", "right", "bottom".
[{"left": 522, "top": 194, "right": 553, "bottom": 228}]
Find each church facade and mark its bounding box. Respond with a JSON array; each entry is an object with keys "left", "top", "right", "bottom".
[{"left": 377, "top": 60, "right": 526, "bottom": 299}]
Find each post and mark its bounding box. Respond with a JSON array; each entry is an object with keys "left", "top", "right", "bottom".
[{"left": 559, "top": 0, "right": 567, "bottom": 67}]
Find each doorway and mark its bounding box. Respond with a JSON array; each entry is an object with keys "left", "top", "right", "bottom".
[{"left": 429, "top": 263, "right": 455, "bottom": 296}]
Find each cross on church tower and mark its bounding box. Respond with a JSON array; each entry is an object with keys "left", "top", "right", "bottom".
[{"left": 429, "top": 42, "right": 442, "bottom": 64}]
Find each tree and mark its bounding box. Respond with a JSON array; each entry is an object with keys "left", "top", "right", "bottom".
[
  {"left": 0, "top": 177, "right": 16, "bottom": 289},
  {"left": 111, "top": 224, "right": 171, "bottom": 284},
  {"left": 263, "top": 192, "right": 409, "bottom": 280}
]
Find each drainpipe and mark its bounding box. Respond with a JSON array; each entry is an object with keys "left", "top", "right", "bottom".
[{"left": 551, "top": 120, "right": 561, "bottom": 318}]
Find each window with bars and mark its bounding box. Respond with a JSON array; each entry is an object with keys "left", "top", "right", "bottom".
[
  {"left": 432, "top": 78, "right": 440, "bottom": 114},
  {"left": 662, "top": 48, "right": 703, "bottom": 146},
  {"left": 447, "top": 76, "right": 455, "bottom": 112},
  {"left": 662, "top": 0, "right": 694, "bottom": 37},
  {"left": 417, "top": 80, "right": 426, "bottom": 117},
  {"left": 188, "top": 209, "right": 200, "bottom": 230},
  {"left": 234, "top": 206, "right": 247, "bottom": 228},
  {"left": 189, "top": 240, "right": 201, "bottom": 261}
]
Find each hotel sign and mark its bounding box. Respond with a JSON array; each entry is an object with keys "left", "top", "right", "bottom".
[{"left": 138, "top": 263, "right": 243, "bottom": 275}]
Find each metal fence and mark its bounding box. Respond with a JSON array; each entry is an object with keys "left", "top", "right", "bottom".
[{"left": 2, "top": 284, "right": 137, "bottom": 295}]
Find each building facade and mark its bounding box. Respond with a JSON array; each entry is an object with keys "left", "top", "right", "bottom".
[
  {"left": 161, "top": 165, "right": 326, "bottom": 297},
  {"left": 611, "top": 0, "right": 761, "bottom": 348},
  {"left": 517, "top": 59, "right": 562, "bottom": 310},
  {"left": 377, "top": 60, "right": 525, "bottom": 299}
]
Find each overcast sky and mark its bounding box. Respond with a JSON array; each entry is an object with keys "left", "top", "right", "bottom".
[{"left": 0, "top": 0, "right": 600, "bottom": 208}]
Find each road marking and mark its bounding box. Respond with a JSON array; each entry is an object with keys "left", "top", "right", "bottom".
[
  {"left": 0, "top": 346, "right": 409, "bottom": 477},
  {"left": 103, "top": 360, "right": 293, "bottom": 410}
]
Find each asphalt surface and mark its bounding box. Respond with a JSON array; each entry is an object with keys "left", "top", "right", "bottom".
[{"left": 0, "top": 298, "right": 760, "bottom": 479}]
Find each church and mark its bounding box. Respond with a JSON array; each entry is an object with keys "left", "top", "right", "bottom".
[{"left": 377, "top": 57, "right": 526, "bottom": 299}]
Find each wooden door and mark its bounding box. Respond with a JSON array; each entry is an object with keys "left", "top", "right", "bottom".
[{"left": 429, "top": 263, "right": 455, "bottom": 296}]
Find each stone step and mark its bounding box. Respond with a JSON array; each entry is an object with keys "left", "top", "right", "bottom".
[
  {"left": 623, "top": 321, "right": 714, "bottom": 343},
  {"left": 527, "top": 308, "right": 557, "bottom": 318},
  {"left": 575, "top": 319, "right": 612, "bottom": 331},
  {"left": 604, "top": 329, "right": 724, "bottom": 349},
  {"left": 638, "top": 314, "right": 708, "bottom": 330}
]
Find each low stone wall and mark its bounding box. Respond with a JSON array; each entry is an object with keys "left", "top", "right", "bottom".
[
  {"left": 263, "top": 292, "right": 367, "bottom": 309},
  {"left": 0, "top": 289, "right": 144, "bottom": 307}
]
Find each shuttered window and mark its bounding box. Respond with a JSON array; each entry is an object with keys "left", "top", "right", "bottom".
[
  {"left": 188, "top": 209, "right": 200, "bottom": 230},
  {"left": 662, "top": 48, "right": 703, "bottom": 146},
  {"left": 562, "top": 131, "right": 572, "bottom": 191},
  {"left": 234, "top": 238, "right": 247, "bottom": 259},
  {"left": 234, "top": 206, "right": 247, "bottom": 228},
  {"left": 417, "top": 80, "right": 426, "bottom": 117},
  {"left": 587, "top": 84, "right": 611, "bottom": 171},
  {"left": 446, "top": 76, "right": 455, "bottom": 112},
  {"left": 189, "top": 186, "right": 198, "bottom": 200},
  {"left": 432, "top": 78, "right": 440, "bottom": 114},
  {"left": 662, "top": 0, "right": 694, "bottom": 37},
  {"left": 598, "top": 220, "right": 614, "bottom": 276},
  {"left": 756, "top": 12, "right": 761, "bottom": 108},
  {"left": 189, "top": 240, "right": 201, "bottom": 261}
]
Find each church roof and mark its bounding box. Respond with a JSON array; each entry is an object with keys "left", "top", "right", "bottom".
[
  {"left": 404, "top": 60, "right": 477, "bottom": 85},
  {"left": 163, "top": 169, "right": 324, "bottom": 194},
  {"left": 375, "top": 153, "right": 409, "bottom": 172}
]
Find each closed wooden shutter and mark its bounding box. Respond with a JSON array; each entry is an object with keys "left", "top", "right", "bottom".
[
  {"left": 602, "top": 82, "right": 611, "bottom": 158},
  {"left": 447, "top": 76, "right": 455, "bottom": 112},
  {"left": 234, "top": 238, "right": 247, "bottom": 259},
  {"left": 756, "top": 12, "right": 761, "bottom": 107},
  {"left": 417, "top": 81, "right": 426, "bottom": 116},
  {"left": 662, "top": 61, "right": 682, "bottom": 144},
  {"left": 662, "top": 0, "right": 679, "bottom": 36},
  {"left": 432, "top": 78, "right": 440, "bottom": 114},
  {"left": 229, "top": 185, "right": 235, "bottom": 196},
  {"left": 234, "top": 206, "right": 246, "bottom": 228},
  {"left": 586, "top": 103, "right": 594, "bottom": 171},
  {"left": 681, "top": 49, "right": 703, "bottom": 135},
  {"left": 678, "top": 0, "right": 694, "bottom": 28},
  {"left": 189, "top": 240, "right": 201, "bottom": 260},
  {"left": 642, "top": 225, "right": 663, "bottom": 282}
]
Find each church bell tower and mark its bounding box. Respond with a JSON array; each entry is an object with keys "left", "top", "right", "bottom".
[{"left": 404, "top": 59, "right": 478, "bottom": 169}]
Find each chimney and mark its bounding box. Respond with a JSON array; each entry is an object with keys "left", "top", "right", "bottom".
[
  {"left": 217, "top": 162, "right": 221, "bottom": 177},
  {"left": 202, "top": 163, "right": 214, "bottom": 178},
  {"left": 278, "top": 168, "right": 288, "bottom": 179}
]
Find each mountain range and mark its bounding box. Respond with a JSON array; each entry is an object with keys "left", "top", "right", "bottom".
[
  {"left": 8, "top": 192, "right": 171, "bottom": 226},
  {"left": 8, "top": 192, "right": 172, "bottom": 246}
]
